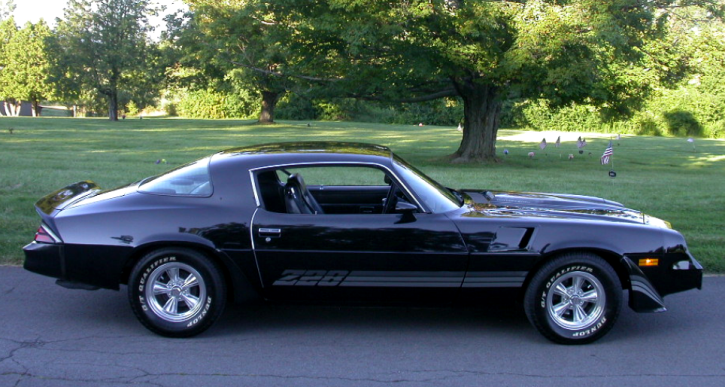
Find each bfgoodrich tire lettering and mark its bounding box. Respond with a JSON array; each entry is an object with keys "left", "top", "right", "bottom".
[
  {"left": 128, "top": 248, "right": 226, "bottom": 337},
  {"left": 524, "top": 253, "right": 622, "bottom": 344}
]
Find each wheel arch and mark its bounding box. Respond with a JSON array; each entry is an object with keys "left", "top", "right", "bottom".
[
  {"left": 522, "top": 248, "right": 631, "bottom": 294},
  {"left": 120, "top": 241, "right": 260, "bottom": 304}
]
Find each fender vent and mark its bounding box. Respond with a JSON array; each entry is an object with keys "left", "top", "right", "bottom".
[{"left": 488, "top": 227, "right": 535, "bottom": 252}]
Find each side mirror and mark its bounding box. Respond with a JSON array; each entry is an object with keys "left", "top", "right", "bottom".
[
  {"left": 395, "top": 201, "right": 417, "bottom": 212},
  {"left": 395, "top": 202, "right": 418, "bottom": 224}
]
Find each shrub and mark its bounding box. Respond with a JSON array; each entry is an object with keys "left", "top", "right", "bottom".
[
  {"left": 374, "top": 99, "right": 463, "bottom": 126},
  {"left": 512, "top": 100, "right": 603, "bottom": 133},
  {"left": 507, "top": 83, "right": 725, "bottom": 139},
  {"left": 176, "top": 88, "right": 256, "bottom": 119},
  {"left": 276, "top": 94, "right": 317, "bottom": 120},
  {"left": 126, "top": 100, "right": 139, "bottom": 116},
  {"left": 277, "top": 96, "right": 463, "bottom": 126}
]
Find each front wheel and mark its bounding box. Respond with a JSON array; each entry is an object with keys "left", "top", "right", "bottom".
[
  {"left": 128, "top": 248, "right": 226, "bottom": 337},
  {"left": 524, "top": 253, "right": 622, "bottom": 344}
]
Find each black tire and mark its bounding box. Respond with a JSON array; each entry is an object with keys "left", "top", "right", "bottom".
[
  {"left": 524, "top": 253, "right": 622, "bottom": 344},
  {"left": 128, "top": 247, "right": 226, "bottom": 337}
]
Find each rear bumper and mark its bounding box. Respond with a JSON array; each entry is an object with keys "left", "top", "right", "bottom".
[
  {"left": 24, "top": 242, "right": 129, "bottom": 290},
  {"left": 23, "top": 242, "right": 64, "bottom": 280}
]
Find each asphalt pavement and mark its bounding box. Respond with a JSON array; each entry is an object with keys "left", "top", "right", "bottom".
[{"left": 1, "top": 266, "right": 724, "bottom": 387}]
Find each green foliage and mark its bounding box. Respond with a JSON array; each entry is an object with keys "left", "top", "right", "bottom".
[
  {"left": 634, "top": 86, "right": 725, "bottom": 138},
  {"left": 51, "top": 0, "right": 160, "bottom": 120},
  {"left": 176, "top": 88, "right": 256, "bottom": 119},
  {"left": 510, "top": 89, "right": 725, "bottom": 139},
  {"left": 276, "top": 94, "right": 317, "bottom": 121},
  {"left": 160, "top": 15, "right": 228, "bottom": 94},
  {"left": 181, "top": 0, "right": 300, "bottom": 122},
  {"left": 158, "top": 0, "right": 725, "bottom": 158},
  {"left": 231, "top": 0, "right": 713, "bottom": 160},
  {"left": 510, "top": 100, "right": 603, "bottom": 133},
  {"left": 508, "top": 6, "right": 725, "bottom": 140},
  {"left": 0, "top": 19, "right": 55, "bottom": 115},
  {"left": 162, "top": 62, "right": 261, "bottom": 119},
  {"left": 382, "top": 100, "right": 463, "bottom": 127},
  {"left": 278, "top": 98, "right": 368, "bottom": 122},
  {"left": 275, "top": 95, "right": 463, "bottom": 126},
  {"left": 126, "top": 100, "right": 139, "bottom": 116}
]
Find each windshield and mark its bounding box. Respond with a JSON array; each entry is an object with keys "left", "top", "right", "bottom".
[
  {"left": 138, "top": 157, "right": 213, "bottom": 197},
  {"left": 392, "top": 155, "right": 460, "bottom": 213}
]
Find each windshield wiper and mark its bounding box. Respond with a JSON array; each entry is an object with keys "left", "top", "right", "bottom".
[
  {"left": 482, "top": 191, "right": 496, "bottom": 201},
  {"left": 449, "top": 188, "right": 464, "bottom": 206}
]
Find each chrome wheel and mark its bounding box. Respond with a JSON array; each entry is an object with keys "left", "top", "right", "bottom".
[
  {"left": 546, "top": 271, "right": 606, "bottom": 331},
  {"left": 145, "top": 262, "right": 207, "bottom": 323},
  {"left": 130, "top": 248, "right": 226, "bottom": 337},
  {"left": 524, "top": 253, "right": 622, "bottom": 344}
]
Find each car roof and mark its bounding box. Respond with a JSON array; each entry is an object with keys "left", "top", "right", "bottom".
[{"left": 211, "top": 142, "right": 395, "bottom": 169}]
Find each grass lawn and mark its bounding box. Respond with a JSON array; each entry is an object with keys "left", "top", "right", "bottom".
[{"left": 1, "top": 117, "right": 723, "bottom": 272}]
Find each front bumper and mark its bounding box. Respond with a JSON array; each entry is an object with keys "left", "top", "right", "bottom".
[{"left": 623, "top": 252, "right": 703, "bottom": 313}]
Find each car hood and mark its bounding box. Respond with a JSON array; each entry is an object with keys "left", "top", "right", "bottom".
[{"left": 460, "top": 190, "right": 671, "bottom": 228}]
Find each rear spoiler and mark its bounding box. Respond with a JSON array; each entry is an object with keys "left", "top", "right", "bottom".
[{"left": 35, "top": 181, "right": 101, "bottom": 216}]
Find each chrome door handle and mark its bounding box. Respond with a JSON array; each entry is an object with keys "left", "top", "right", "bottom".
[{"left": 258, "top": 228, "right": 282, "bottom": 237}]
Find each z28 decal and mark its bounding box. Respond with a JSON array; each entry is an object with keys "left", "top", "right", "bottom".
[
  {"left": 273, "top": 270, "right": 350, "bottom": 286},
  {"left": 272, "top": 270, "right": 527, "bottom": 288}
]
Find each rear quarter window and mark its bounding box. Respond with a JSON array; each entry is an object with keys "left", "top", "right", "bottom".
[{"left": 138, "top": 158, "right": 213, "bottom": 197}]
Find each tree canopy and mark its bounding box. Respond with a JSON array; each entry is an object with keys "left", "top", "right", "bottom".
[
  {"left": 0, "top": 15, "right": 57, "bottom": 117},
  {"left": 279, "top": 0, "right": 725, "bottom": 161},
  {"left": 183, "top": 0, "right": 304, "bottom": 123},
  {"left": 175, "top": 0, "right": 725, "bottom": 161},
  {"left": 0, "top": 19, "right": 55, "bottom": 116},
  {"left": 52, "top": 0, "right": 157, "bottom": 120}
]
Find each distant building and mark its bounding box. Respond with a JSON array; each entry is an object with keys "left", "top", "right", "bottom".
[
  {"left": 0, "top": 102, "right": 73, "bottom": 117},
  {"left": 0, "top": 101, "right": 32, "bottom": 116}
]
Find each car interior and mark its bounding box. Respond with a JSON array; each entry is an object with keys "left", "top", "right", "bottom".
[{"left": 255, "top": 167, "right": 414, "bottom": 215}]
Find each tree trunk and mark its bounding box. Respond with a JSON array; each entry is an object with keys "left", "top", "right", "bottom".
[
  {"left": 450, "top": 83, "right": 502, "bottom": 163},
  {"left": 31, "top": 100, "right": 42, "bottom": 117},
  {"left": 108, "top": 92, "right": 118, "bottom": 121},
  {"left": 107, "top": 69, "right": 120, "bottom": 121},
  {"left": 259, "top": 90, "right": 281, "bottom": 124}
]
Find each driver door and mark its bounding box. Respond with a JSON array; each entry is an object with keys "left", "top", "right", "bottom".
[{"left": 250, "top": 165, "right": 469, "bottom": 302}]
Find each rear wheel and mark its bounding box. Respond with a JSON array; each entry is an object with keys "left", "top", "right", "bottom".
[
  {"left": 524, "top": 253, "right": 622, "bottom": 344},
  {"left": 128, "top": 248, "right": 226, "bottom": 337}
]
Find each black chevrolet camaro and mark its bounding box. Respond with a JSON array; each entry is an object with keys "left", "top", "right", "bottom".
[{"left": 24, "top": 142, "right": 702, "bottom": 344}]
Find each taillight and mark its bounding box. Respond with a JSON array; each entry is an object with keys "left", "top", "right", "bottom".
[{"left": 34, "top": 224, "right": 60, "bottom": 244}]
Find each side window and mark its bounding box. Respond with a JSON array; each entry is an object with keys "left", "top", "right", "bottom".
[
  {"left": 280, "top": 166, "right": 387, "bottom": 186},
  {"left": 138, "top": 158, "right": 213, "bottom": 197},
  {"left": 256, "top": 165, "right": 412, "bottom": 215},
  {"left": 256, "top": 170, "right": 286, "bottom": 213}
]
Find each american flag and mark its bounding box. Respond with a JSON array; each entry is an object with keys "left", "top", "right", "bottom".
[{"left": 601, "top": 141, "right": 613, "bottom": 165}]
